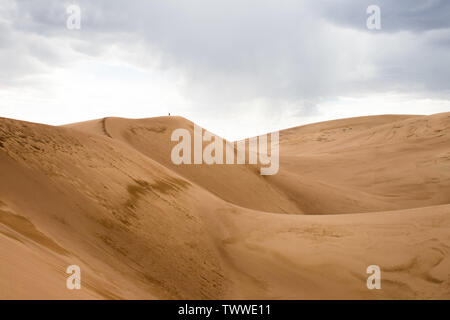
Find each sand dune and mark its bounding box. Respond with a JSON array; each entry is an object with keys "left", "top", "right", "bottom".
[{"left": 0, "top": 113, "right": 449, "bottom": 299}]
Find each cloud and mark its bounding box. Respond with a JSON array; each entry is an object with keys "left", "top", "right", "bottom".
[
  {"left": 0, "top": 0, "right": 449, "bottom": 139},
  {"left": 314, "top": 0, "right": 450, "bottom": 32}
]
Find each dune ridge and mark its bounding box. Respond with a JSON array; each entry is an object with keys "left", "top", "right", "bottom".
[{"left": 0, "top": 112, "right": 449, "bottom": 299}]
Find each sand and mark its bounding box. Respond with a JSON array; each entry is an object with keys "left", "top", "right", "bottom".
[{"left": 0, "top": 112, "right": 449, "bottom": 299}]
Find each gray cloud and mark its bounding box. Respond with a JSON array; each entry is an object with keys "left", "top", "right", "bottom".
[
  {"left": 1, "top": 0, "right": 449, "bottom": 125},
  {"left": 314, "top": 0, "right": 450, "bottom": 33}
]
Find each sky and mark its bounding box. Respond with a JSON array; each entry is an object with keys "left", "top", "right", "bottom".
[{"left": 0, "top": 0, "right": 449, "bottom": 140}]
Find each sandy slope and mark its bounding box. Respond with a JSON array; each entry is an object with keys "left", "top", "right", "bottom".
[{"left": 0, "top": 113, "right": 449, "bottom": 299}]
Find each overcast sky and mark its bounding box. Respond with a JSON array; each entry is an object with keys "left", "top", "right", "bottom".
[{"left": 0, "top": 0, "right": 449, "bottom": 140}]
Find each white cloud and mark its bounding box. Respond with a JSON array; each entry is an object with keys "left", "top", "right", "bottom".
[{"left": 0, "top": 0, "right": 449, "bottom": 140}]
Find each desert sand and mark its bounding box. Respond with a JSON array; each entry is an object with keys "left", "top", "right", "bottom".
[{"left": 0, "top": 112, "right": 449, "bottom": 299}]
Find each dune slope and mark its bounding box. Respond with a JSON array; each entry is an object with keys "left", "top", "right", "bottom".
[{"left": 0, "top": 113, "right": 449, "bottom": 299}]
